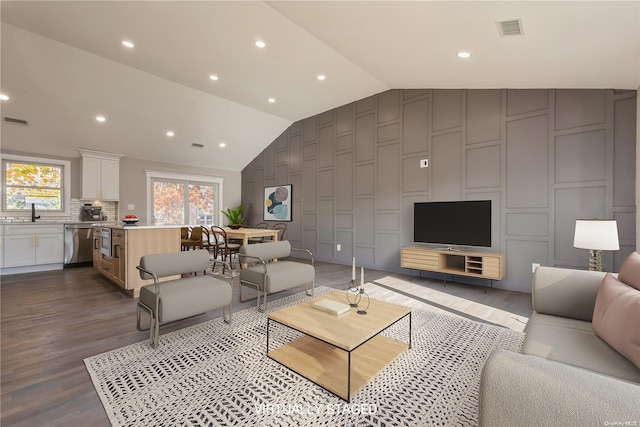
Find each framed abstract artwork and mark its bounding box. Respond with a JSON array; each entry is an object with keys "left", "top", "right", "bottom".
[{"left": 264, "top": 185, "right": 292, "bottom": 221}]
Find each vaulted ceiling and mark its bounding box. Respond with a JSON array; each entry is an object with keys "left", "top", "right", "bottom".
[{"left": 1, "top": 1, "right": 638, "bottom": 171}]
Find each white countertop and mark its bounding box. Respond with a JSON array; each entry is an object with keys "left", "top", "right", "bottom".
[
  {"left": 1, "top": 220, "right": 188, "bottom": 230},
  {"left": 106, "top": 222, "right": 188, "bottom": 230},
  {"left": 1, "top": 220, "right": 106, "bottom": 226}
]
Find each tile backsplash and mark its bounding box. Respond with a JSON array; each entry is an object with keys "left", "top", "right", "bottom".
[{"left": 1, "top": 199, "right": 119, "bottom": 223}]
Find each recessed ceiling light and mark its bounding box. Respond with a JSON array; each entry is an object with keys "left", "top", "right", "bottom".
[
  {"left": 209, "top": 74, "right": 219, "bottom": 81},
  {"left": 122, "top": 40, "right": 135, "bottom": 48},
  {"left": 255, "top": 40, "right": 266, "bottom": 48},
  {"left": 457, "top": 51, "right": 471, "bottom": 59},
  {"left": 317, "top": 74, "right": 326, "bottom": 81},
  {"left": 166, "top": 131, "right": 175, "bottom": 137},
  {"left": 219, "top": 142, "right": 226, "bottom": 148},
  {"left": 95, "top": 115, "right": 106, "bottom": 122},
  {"left": 268, "top": 98, "right": 276, "bottom": 103},
  {"left": 0, "top": 93, "right": 9, "bottom": 101}
]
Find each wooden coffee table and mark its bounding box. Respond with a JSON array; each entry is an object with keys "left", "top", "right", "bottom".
[{"left": 267, "top": 291, "right": 411, "bottom": 401}]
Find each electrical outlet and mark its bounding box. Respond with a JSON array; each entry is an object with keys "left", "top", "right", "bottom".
[
  {"left": 420, "top": 159, "right": 429, "bottom": 168},
  {"left": 532, "top": 263, "right": 540, "bottom": 273},
  {"left": 337, "top": 244, "right": 341, "bottom": 251},
  {"left": 128, "top": 204, "right": 135, "bottom": 211}
]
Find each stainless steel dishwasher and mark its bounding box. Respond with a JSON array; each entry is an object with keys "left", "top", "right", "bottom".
[{"left": 64, "top": 224, "right": 94, "bottom": 267}]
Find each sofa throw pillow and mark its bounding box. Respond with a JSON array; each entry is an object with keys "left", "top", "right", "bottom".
[
  {"left": 592, "top": 273, "right": 640, "bottom": 369},
  {"left": 618, "top": 251, "right": 640, "bottom": 290}
]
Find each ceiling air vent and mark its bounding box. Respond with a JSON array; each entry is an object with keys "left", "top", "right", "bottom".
[
  {"left": 191, "top": 143, "right": 204, "bottom": 148},
  {"left": 3, "top": 116, "right": 28, "bottom": 126},
  {"left": 496, "top": 19, "right": 524, "bottom": 36}
]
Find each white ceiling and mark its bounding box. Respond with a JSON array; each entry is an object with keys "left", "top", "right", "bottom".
[{"left": 1, "top": 1, "right": 639, "bottom": 171}]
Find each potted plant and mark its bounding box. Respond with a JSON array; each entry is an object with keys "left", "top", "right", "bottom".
[{"left": 221, "top": 205, "right": 245, "bottom": 229}]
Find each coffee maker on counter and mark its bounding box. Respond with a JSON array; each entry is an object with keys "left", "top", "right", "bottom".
[{"left": 81, "top": 204, "right": 103, "bottom": 221}]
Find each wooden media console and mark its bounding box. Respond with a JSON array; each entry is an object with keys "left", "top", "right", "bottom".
[{"left": 401, "top": 246, "right": 505, "bottom": 289}]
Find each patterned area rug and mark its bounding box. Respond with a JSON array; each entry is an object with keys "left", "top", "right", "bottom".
[{"left": 84, "top": 287, "right": 523, "bottom": 426}]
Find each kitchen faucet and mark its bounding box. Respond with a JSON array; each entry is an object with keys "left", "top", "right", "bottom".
[{"left": 31, "top": 203, "right": 40, "bottom": 222}]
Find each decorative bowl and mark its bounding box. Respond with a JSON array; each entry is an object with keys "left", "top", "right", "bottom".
[
  {"left": 228, "top": 224, "right": 242, "bottom": 229},
  {"left": 122, "top": 218, "right": 139, "bottom": 225}
]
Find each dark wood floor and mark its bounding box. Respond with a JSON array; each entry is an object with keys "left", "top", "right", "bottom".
[{"left": 1, "top": 261, "right": 532, "bottom": 426}]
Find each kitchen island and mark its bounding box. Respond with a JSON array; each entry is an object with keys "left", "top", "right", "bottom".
[{"left": 93, "top": 223, "right": 183, "bottom": 297}]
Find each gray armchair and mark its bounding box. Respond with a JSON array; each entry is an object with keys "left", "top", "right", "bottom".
[
  {"left": 239, "top": 240, "right": 315, "bottom": 311},
  {"left": 136, "top": 250, "right": 233, "bottom": 348}
]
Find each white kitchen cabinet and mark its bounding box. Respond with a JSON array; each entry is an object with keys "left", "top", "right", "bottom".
[
  {"left": 3, "top": 224, "right": 64, "bottom": 268},
  {"left": 78, "top": 149, "right": 122, "bottom": 201}
]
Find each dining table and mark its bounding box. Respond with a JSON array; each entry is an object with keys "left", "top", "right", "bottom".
[
  {"left": 223, "top": 227, "right": 280, "bottom": 268},
  {"left": 222, "top": 227, "right": 279, "bottom": 246}
]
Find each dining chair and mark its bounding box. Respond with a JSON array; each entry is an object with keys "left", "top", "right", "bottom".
[
  {"left": 272, "top": 222, "right": 287, "bottom": 241},
  {"left": 181, "top": 227, "right": 190, "bottom": 239},
  {"left": 207, "top": 226, "right": 222, "bottom": 263},
  {"left": 211, "top": 226, "right": 241, "bottom": 272},
  {"left": 182, "top": 226, "right": 203, "bottom": 251},
  {"left": 248, "top": 222, "right": 268, "bottom": 244},
  {"left": 180, "top": 227, "right": 191, "bottom": 251},
  {"left": 200, "top": 226, "right": 214, "bottom": 255}
]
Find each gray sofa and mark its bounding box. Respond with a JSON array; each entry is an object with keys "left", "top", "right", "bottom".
[{"left": 479, "top": 266, "right": 640, "bottom": 426}]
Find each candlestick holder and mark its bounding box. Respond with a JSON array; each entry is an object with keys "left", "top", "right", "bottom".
[
  {"left": 356, "top": 288, "right": 370, "bottom": 315},
  {"left": 345, "top": 279, "right": 370, "bottom": 315},
  {"left": 346, "top": 279, "right": 360, "bottom": 307},
  {"left": 346, "top": 259, "right": 369, "bottom": 314}
]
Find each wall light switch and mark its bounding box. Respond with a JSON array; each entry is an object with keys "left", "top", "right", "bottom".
[
  {"left": 420, "top": 159, "right": 429, "bottom": 168},
  {"left": 337, "top": 244, "right": 341, "bottom": 251},
  {"left": 128, "top": 204, "right": 135, "bottom": 211}
]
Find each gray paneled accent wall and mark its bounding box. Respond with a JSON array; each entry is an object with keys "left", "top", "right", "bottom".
[{"left": 242, "top": 89, "right": 637, "bottom": 293}]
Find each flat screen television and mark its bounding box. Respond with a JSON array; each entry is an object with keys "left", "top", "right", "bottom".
[{"left": 414, "top": 200, "right": 491, "bottom": 248}]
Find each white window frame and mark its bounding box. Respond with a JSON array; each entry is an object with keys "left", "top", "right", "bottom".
[
  {"left": 145, "top": 169, "right": 224, "bottom": 226},
  {"left": 1, "top": 153, "right": 71, "bottom": 217}
]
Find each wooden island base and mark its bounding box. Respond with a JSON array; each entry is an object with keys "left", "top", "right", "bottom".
[{"left": 94, "top": 226, "right": 181, "bottom": 297}]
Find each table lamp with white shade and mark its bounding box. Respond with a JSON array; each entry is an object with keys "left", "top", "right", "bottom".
[{"left": 573, "top": 219, "right": 620, "bottom": 271}]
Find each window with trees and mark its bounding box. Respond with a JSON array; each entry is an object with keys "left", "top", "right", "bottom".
[
  {"left": 146, "top": 171, "right": 223, "bottom": 226},
  {"left": 2, "top": 154, "right": 71, "bottom": 214}
]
